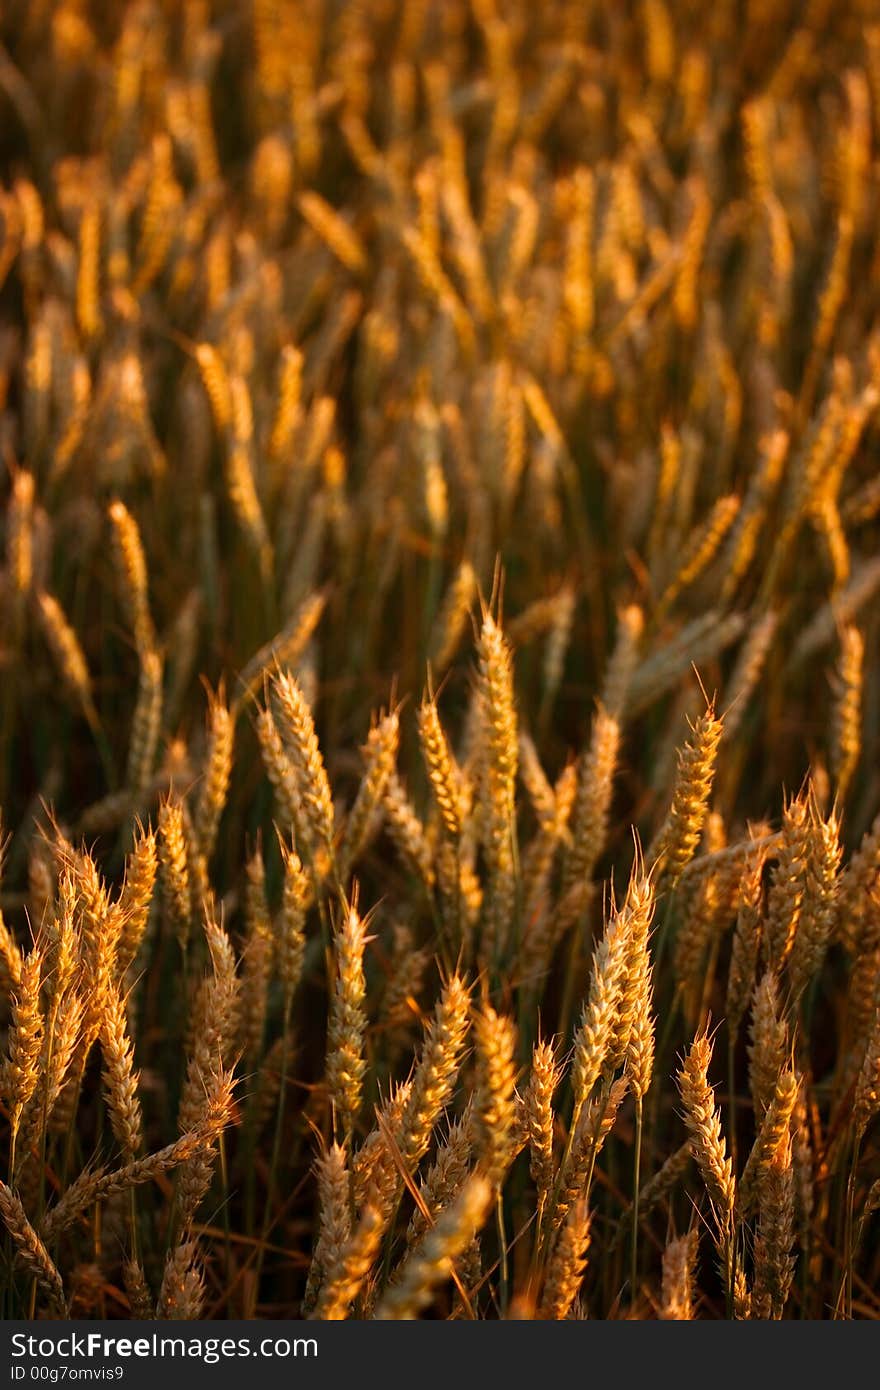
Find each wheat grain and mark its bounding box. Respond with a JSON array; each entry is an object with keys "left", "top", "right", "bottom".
[
  {"left": 472, "top": 1005, "right": 519, "bottom": 1185},
  {"left": 0, "top": 1182, "right": 66, "bottom": 1313},
  {"left": 326, "top": 900, "right": 369, "bottom": 1142},
  {"left": 540, "top": 1199, "right": 591, "bottom": 1320},
  {"left": 677, "top": 1031, "right": 735, "bottom": 1223},
  {"left": 659, "top": 1229, "right": 698, "bottom": 1319},
  {"left": 374, "top": 1174, "right": 491, "bottom": 1319}
]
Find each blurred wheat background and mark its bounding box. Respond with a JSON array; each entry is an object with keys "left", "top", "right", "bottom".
[{"left": 1, "top": 0, "right": 880, "bottom": 1320}]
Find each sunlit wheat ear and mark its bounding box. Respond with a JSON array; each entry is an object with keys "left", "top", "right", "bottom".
[
  {"left": 255, "top": 703, "right": 305, "bottom": 842},
  {"left": 419, "top": 696, "right": 463, "bottom": 838},
  {"left": 440, "top": 177, "right": 494, "bottom": 324},
  {"left": 312, "top": 1200, "right": 386, "bottom": 1321},
  {"left": 844, "top": 941, "right": 880, "bottom": 1096},
  {"left": 626, "top": 948, "right": 656, "bottom": 1103},
  {"left": 722, "top": 609, "right": 778, "bottom": 744},
  {"left": 42, "top": 1068, "right": 238, "bottom": 1243},
  {"left": 35, "top": 590, "right": 99, "bottom": 730},
  {"left": 570, "top": 903, "right": 631, "bottom": 1122},
  {"left": 271, "top": 669, "right": 336, "bottom": 868},
  {"left": 382, "top": 923, "right": 430, "bottom": 1049},
  {"left": 99, "top": 984, "right": 142, "bottom": 1162},
  {"left": 75, "top": 852, "right": 122, "bottom": 1049},
  {"left": 732, "top": 1268, "right": 753, "bottom": 1320},
  {"left": 339, "top": 708, "right": 399, "bottom": 881},
  {"left": 398, "top": 973, "right": 471, "bottom": 1172},
  {"left": 236, "top": 591, "right": 327, "bottom": 711},
  {"left": 268, "top": 343, "right": 303, "bottom": 460},
  {"left": 178, "top": 916, "right": 240, "bottom": 1139},
  {"left": 554, "top": 1075, "right": 629, "bottom": 1233},
  {"left": 627, "top": 613, "right": 746, "bottom": 718},
  {"left": 752, "top": 1132, "right": 796, "bottom": 1320},
  {"left": 645, "top": 420, "right": 681, "bottom": 568},
  {"left": 108, "top": 498, "right": 155, "bottom": 652},
  {"left": 649, "top": 704, "right": 723, "bottom": 888},
  {"left": 476, "top": 609, "right": 518, "bottom": 965},
  {"left": 765, "top": 793, "right": 810, "bottom": 970},
  {"left": 225, "top": 433, "right": 273, "bottom": 582},
  {"left": 659, "top": 494, "right": 741, "bottom": 612},
  {"left": 42, "top": 864, "right": 75, "bottom": 1000},
  {"left": 790, "top": 1074, "right": 815, "bottom": 1250},
  {"left": 193, "top": 683, "right": 233, "bottom": 863},
  {"left": 75, "top": 199, "right": 102, "bottom": 340},
  {"left": 326, "top": 898, "right": 369, "bottom": 1144},
  {"left": 517, "top": 729, "right": 557, "bottom": 833},
  {"left": 523, "top": 1039, "right": 561, "bottom": 1217},
  {"left": 159, "top": 1240, "right": 206, "bottom": 1319},
  {"left": 562, "top": 164, "right": 594, "bottom": 346},
  {"left": 302, "top": 1142, "right": 352, "bottom": 1316},
  {"left": 126, "top": 647, "right": 163, "bottom": 800},
  {"left": 748, "top": 970, "right": 788, "bottom": 1122},
  {"left": 117, "top": 823, "right": 157, "bottom": 977},
  {"left": 374, "top": 1174, "right": 492, "bottom": 1320},
  {"left": 401, "top": 223, "right": 475, "bottom": 355},
  {"left": 788, "top": 798, "right": 841, "bottom": 1004},
  {"left": 836, "top": 810, "right": 880, "bottom": 956},
  {"left": 739, "top": 1069, "right": 798, "bottom": 1214},
  {"left": 473, "top": 1004, "right": 519, "bottom": 1185},
  {"left": 175, "top": 1061, "right": 239, "bottom": 1228},
  {"left": 0, "top": 1183, "right": 66, "bottom": 1313},
  {"left": 298, "top": 191, "right": 367, "bottom": 274},
  {"left": 8, "top": 468, "right": 35, "bottom": 599},
  {"left": 352, "top": 1081, "right": 413, "bottom": 1213},
  {"left": 800, "top": 211, "right": 853, "bottom": 417},
  {"left": 725, "top": 853, "right": 765, "bottom": 1039},
  {"left": 540, "top": 1199, "right": 591, "bottom": 1320},
  {"left": 673, "top": 817, "right": 730, "bottom": 1026},
  {"left": 830, "top": 622, "right": 863, "bottom": 804},
  {"left": 0, "top": 910, "right": 23, "bottom": 992},
  {"left": 158, "top": 797, "right": 192, "bottom": 952},
  {"left": 48, "top": 871, "right": 78, "bottom": 1001},
  {"left": 853, "top": 1003, "right": 880, "bottom": 1141},
  {"left": 123, "top": 1260, "right": 154, "bottom": 1320},
  {"left": 194, "top": 341, "right": 231, "bottom": 432},
  {"left": 277, "top": 837, "right": 309, "bottom": 1006},
  {"left": 3, "top": 944, "right": 44, "bottom": 1157},
  {"left": 407, "top": 1107, "right": 473, "bottom": 1247},
  {"left": 519, "top": 764, "right": 578, "bottom": 971},
  {"left": 607, "top": 868, "right": 655, "bottom": 1077},
  {"left": 27, "top": 839, "right": 54, "bottom": 934},
  {"left": 659, "top": 1229, "right": 699, "bottom": 1320},
  {"left": 180, "top": 791, "right": 210, "bottom": 918},
  {"left": 240, "top": 846, "right": 273, "bottom": 1064},
  {"left": 17, "top": 978, "right": 83, "bottom": 1178},
  {"left": 562, "top": 703, "right": 620, "bottom": 906},
  {"left": 597, "top": 605, "right": 644, "bottom": 725},
  {"left": 507, "top": 592, "right": 572, "bottom": 651},
  {"left": 382, "top": 772, "right": 435, "bottom": 888},
  {"left": 677, "top": 1031, "right": 736, "bottom": 1229},
  {"left": 673, "top": 170, "right": 711, "bottom": 330},
  {"left": 539, "top": 585, "right": 575, "bottom": 713}
]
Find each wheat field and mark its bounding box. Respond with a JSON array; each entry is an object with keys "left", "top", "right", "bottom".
[{"left": 1, "top": 0, "right": 880, "bottom": 1321}]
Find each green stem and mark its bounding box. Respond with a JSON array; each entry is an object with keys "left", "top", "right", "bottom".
[
  {"left": 840, "top": 1134, "right": 860, "bottom": 1320},
  {"left": 250, "top": 1004, "right": 294, "bottom": 1309},
  {"left": 495, "top": 1191, "right": 509, "bottom": 1315},
  {"left": 630, "top": 1096, "right": 643, "bottom": 1303},
  {"left": 728, "top": 1034, "right": 737, "bottom": 1171},
  {"left": 217, "top": 1132, "right": 233, "bottom": 1312}
]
